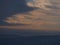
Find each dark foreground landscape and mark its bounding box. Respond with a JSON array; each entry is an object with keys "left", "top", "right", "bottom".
[{"left": 0, "top": 29, "right": 60, "bottom": 45}]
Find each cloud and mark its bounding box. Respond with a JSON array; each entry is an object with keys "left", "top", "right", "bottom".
[
  {"left": 26, "top": 2, "right": 34, "bottom": 7},
  {"left": 3, "top": 0, "right": 60, "bottom": 30},
  {"left": 26, "top": 0, "right": 54, "bottom": 10},
  {"left": 4, "top": 9, "right": 60, "bottom": 30}
]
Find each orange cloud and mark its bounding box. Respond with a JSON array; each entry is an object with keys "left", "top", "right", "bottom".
[{"left": 4, "top": 9, "right": 60, "bottom": 30}]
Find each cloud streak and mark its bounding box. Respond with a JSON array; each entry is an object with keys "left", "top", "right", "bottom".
[
  {"left": 4, "top": 8, "right": 60, "bottom": 30},
  {"left": 3, "top": 0, "right": 60, "bottom": 30}
]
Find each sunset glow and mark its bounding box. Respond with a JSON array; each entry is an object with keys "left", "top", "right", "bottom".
[{"left": 4, "top": 9, "right": 60, "bottom": 30}]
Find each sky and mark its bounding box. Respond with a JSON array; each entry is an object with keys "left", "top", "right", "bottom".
[{"left": 0, "top": 0, "right": 60, "bottom": 31}]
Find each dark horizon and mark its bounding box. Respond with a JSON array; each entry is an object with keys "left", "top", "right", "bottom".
[{"left": 0, "top": 28, "right": 60, "bottom": 45}]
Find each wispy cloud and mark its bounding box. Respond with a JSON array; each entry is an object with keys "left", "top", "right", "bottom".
[
  {"left": 4, "top": 8, "right": 60, "bottom": 30},
  {"left": 3, "top": 0, "right": 60, "bottom": 30}
]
